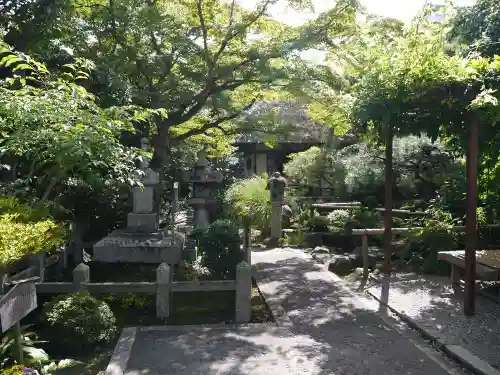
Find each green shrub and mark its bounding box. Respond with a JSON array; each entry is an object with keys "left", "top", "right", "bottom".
[
  {"left": 0, "top": 325, "right": 49, "bottom": 369},
  {"left": 327, "top": 210, "right": 352, "bottom": 231},
  {"left": 224, "top": 175, "right": 271, "bottom": 233},
  {"left": 0, "top": 197, "right": 52, "bottom": 223},
  {"left": 307, "top": 215, "right": 330, "bottom": 232},
  {"left": 2, "top": 365, "right": 25, "bottom": 375},
  {"left": 402, "top": 214, "right": 458, "bottom": 274},
  {"left": 0, "top": 215, "right": 66, "bottom": 269},
  {"left": 198, "top": 220, "right": 243, "bottom": 280},
  {"left": 41, "top": 292, "right": 117, "bottom": 354}
]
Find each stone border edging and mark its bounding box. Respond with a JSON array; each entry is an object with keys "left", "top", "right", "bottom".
[
  {"left": 105, "top": 327, "right": 137, "bottom": 375},
  {"left": 365, "top": 284, "right": 500, "bottom": 375},
  {"left": 251, "top": 265, "right": 293, "bottom": 328}
]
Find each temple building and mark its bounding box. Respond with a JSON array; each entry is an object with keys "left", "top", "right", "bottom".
[{"left": 233, "top": 101, "right": 355, "bottom": 177}]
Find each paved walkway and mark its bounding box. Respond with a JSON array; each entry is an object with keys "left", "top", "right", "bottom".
[
  {"left": 106, "top": 247, "right": 468, "bottom": 375},
  {"left": 252, "top": 247, "right": 466, "bottom": 375}
]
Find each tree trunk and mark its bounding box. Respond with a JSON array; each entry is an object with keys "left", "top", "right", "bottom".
[
  {"left": 151, "top": 125, "right": 171, "bottom": 222},
  {"left": 383, "top": 126, "right": 393, "bottom": 275}
]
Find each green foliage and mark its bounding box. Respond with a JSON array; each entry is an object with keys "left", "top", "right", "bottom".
[
  {"left": 284, "top": 136, "right": 454, "bottom": 203},
  {"left": 41, "top": 292, "right": 117, "bottom": 355},
  {"left": 0, "top": 196, "right": 52, "bottom": 223},
  {"left": 198, "top": 220, "right": 243, "bottom": 280},
  {"left": 282, "top": 230, "right": 305, "bottom": 246},
  {"left": 448, "top": 0, "right": 500, "bottom": 58},
  {"left": 224, "top": 175, "right": 271, "bottom": 233},
  {"left": 4, "top": 0, "right": 360, "bottom": 168},
  {"left": 306, "top": 214, "right": 330, "bottom": 232},
  {"left": 1, "top": 365, "right": 25, "bottom": 375},
  {"left": 326, "top": 210, "right": 352, "bottom": 231},
  {"left": 0, "top": 325, "right": 49, "bottom": 369},
  {"left": 402, "top": 209, "right": 459, "bottom": 274},
  {"left": 0, "top": 197, "right": 66, "bottom": 269}
]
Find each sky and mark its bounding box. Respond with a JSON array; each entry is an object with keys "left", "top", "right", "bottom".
[{"left": 252, "top": 0, "right": 477, "bottom": 26}]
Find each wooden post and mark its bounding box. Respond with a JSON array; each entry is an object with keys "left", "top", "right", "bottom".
[
  {"left": 156, "top": 263, "right": 171, "bottom": 318},
  {"left": 235, "top": 261, "right": 251, "bottom": 323},
  {"left": 72, "top": 263, "right": 90, "bottom": 292},
  {"left": 56, "top": 244, "right": 68, "bottom": 272},
  {"left": 171, "top": 182, "right": 179, "bottom": 240},
  {"left": 464, "top": 118, "right": 478, "bottom": 316},
  {"left": 383, "top": 126, "right": 394, "bottom": 275},
  {"left": 362, "top": 234, "right": 369, "bottom": 279},
  {"left": 12, "top": 322, "right": 23, "bottom": 363},
  {"left": 30, "top": 253, "right": 45, "bottom": 282}
]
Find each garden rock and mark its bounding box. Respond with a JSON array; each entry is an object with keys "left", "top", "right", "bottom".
[
  {"left": 312, "top": 252, "right": 333, "bottom": 264},
  {"left": 312, "top": 246, "right": 330, "bottom": 254},
  {"left": 328, "top": 255, "right": 353, "bottom": 276}
]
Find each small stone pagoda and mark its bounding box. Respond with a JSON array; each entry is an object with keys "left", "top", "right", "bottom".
[
  {"left": 93, "top": 139, "right": 183, "bottom": 264},
  {"left": 188, "top": 145, "right": 223, "bottom": 230}
]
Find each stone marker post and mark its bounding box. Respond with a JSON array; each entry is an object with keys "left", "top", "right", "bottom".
[
  {"left": 235, "top": 261, "right": 251, "bottom": 323},
  {"left": 267, "top": 172, "right": 287, "bottom": 246},
  {"left": 156, "top": 262, "right": 171, "bottom": 318},
  {"left": 127, "top": 138, "right": 160, "bottom": 233},
  {"left": 73, "top": 263, "right": 90, "bottom": 292}
]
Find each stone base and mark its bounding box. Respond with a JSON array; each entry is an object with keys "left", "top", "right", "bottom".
[
  {"left": 127, "top": 213, "right": 159, "bottom": 233},
  {"left": 93, "top": 230, "right": 183, "bottom": 264}
]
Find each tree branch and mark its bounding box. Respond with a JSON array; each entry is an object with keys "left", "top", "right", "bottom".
[
  {"left": 196, "top": 0, "right": 213, "bottom": 73},
  {"left": 176, "top": 98, "right": 258, "bottom": 141},
  {"left": 214, "top": 0, "right": 272, "bottom": 63}
]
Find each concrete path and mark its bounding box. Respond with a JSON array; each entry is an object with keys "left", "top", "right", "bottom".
[{"left": 252, "top": 247, "right": 466, "bottom": 375}]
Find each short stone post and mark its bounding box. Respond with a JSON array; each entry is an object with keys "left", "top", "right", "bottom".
[
  {"left": 30, "top": 253, "right": 45, "bottom": 282},
  {"left": 72, "top": 263, "right": 90, "bottom": 292},
  {"left": 70, "top": 221, "right": 84, "bottom": 264},
  {"left": 156, "top": 262, "right": 171, "bottom": 318},
  {"left": 243, "top": 224, "right": 251, "bottom": 265},
  {"left": 267, "top": 172, "right": 287, "bottom": 246},
  {"left": 235, "top": 261, "right": 251, "bottom": 323}
]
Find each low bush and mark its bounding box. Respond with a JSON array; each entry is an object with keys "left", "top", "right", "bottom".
[
  {"left": 224, "top": 175, "right": 271, "bottom": 234},
  {"left": 327, "top": 210, "right": 352, "bottom": 231},
  {"left": 198, "top": 220, "right": 243, "bottom": 280},
  {"left": 0, "top": 325, "right": 49, "bottom": 370},
  {"left": 306, "top": 215, "right": 330, "bottom": 232},
  {"left": 1, "top": 366, "right": 36, "bottom": 375},
  {"left": 41, "top": 292, "right": 117, "bottom": 354},
  {"left": 401, "top": 209, "right": 459, "bottom": 274}
]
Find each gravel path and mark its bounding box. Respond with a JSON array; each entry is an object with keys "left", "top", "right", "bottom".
[
  {"left": 366, "top": 273, "right": 500, "bottom": 370},
  {"left": 252, "top": 247, "right": 467, "bottom": 375}
]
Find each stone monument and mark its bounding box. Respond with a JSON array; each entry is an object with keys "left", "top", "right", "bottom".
[
  {"left": 268, "top": 172, "right": 287, "bottom": 246},
  {"left": 188, "top": 145, "right": 223, "bottom": 230},
  {"left": 93, "top": 138, "right": 183, "bottom": 264}
]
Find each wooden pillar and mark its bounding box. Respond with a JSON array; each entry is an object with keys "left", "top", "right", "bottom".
[
  {"left": 383, "top": 126, "right": 393, "bottom": 275},
  {"left": 464, "top": 118, "right": 478, "bottom": 316}
]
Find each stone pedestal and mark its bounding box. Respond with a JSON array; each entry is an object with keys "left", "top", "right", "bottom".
[
  {"left": 268, "top": 172, "right": 287, "bottom": 246},
  {"left": 271, "top": 203, "right": 283, "bottom": 242},
  {"left": 93, "top": 138, "right": 183, "bottom": 264}
]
